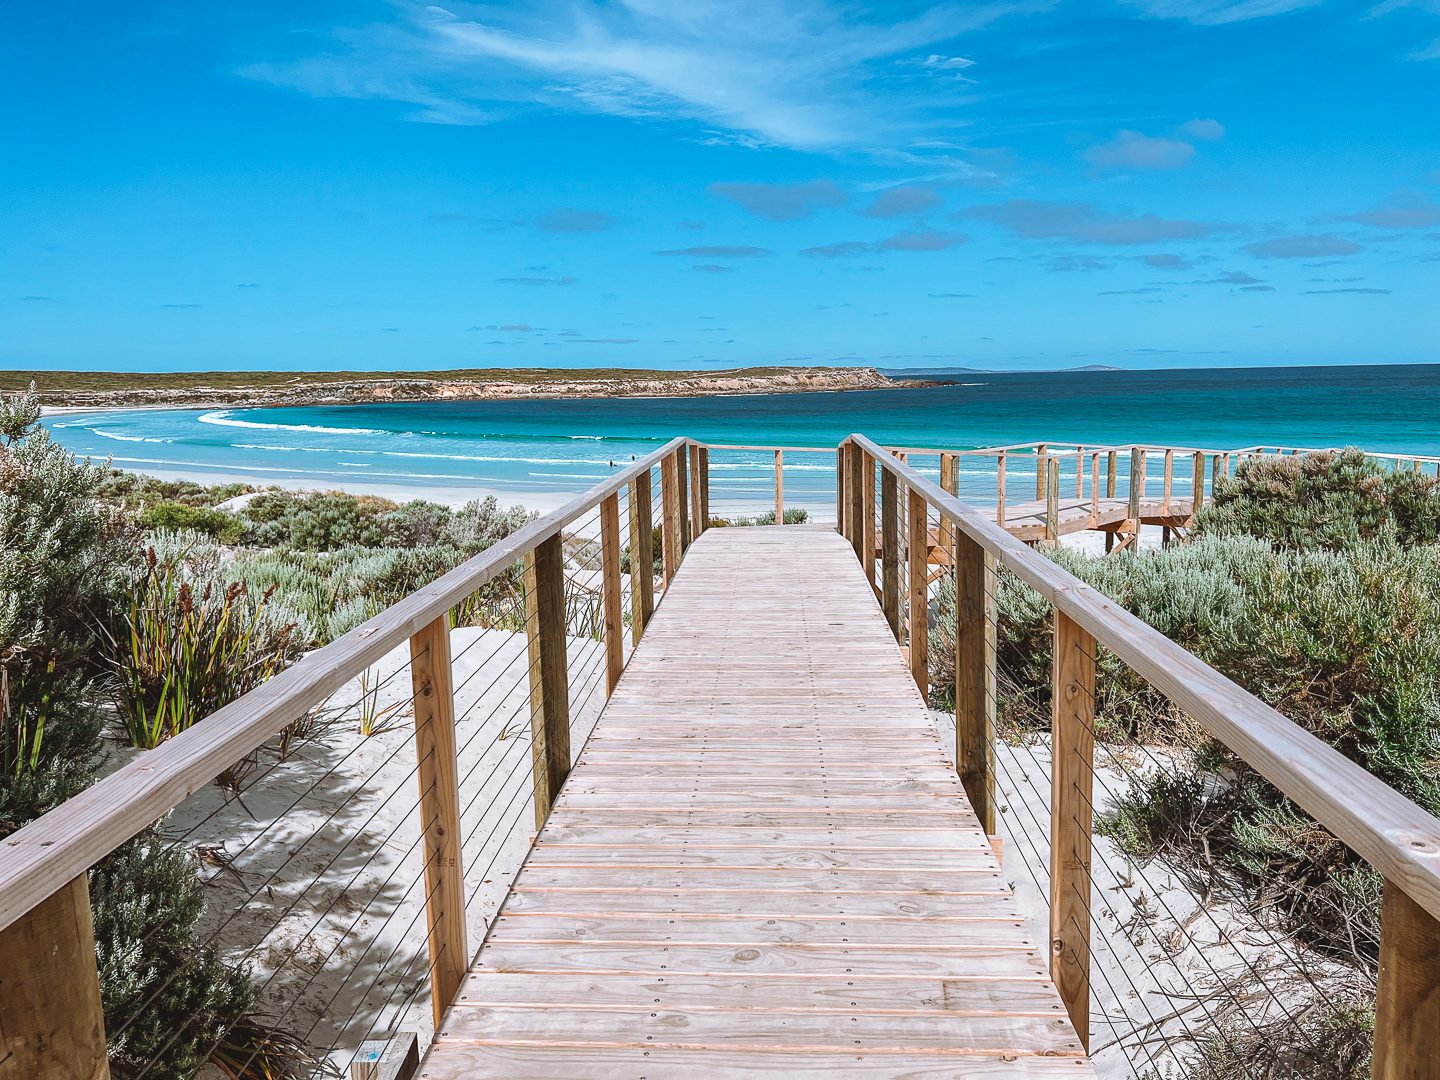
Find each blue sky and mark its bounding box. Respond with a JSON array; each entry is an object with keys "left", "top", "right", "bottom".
[{"left": 2, "top": 1, "right": 1438, "bottom": 373}]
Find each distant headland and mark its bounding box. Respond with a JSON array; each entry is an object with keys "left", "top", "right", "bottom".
[{"left": 7, "top": 365, "right": 940, "bottom": 410}]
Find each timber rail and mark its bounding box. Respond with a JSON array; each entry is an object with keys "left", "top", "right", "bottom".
[
  {"left": 709, "top": 440, "right": 1440, "bottom": 549},
  {"left": 0, "top": 435, "right": 1436, "bottom": 1077}
]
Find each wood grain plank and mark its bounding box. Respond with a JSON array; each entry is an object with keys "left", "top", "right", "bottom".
[
  {"left": 422, "top": 524, "right": 1091, "bottom": 1078},
  {"left": 484, "top": 913, "right": 1037, "bottom": 948},
  {"left": 435, "top": 1004, "right": 1084, "bottom": 1055},
  {"left": 420, "top": 1043, "right": 1096, "bottom": 1078},
  {"left": 451, "top": 972, "right": 1067, "bottom": 1014},
  {"left": 473, "top": 941, "right": 1049, "bottom": 979}
]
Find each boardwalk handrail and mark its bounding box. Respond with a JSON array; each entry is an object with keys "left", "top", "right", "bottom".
[
  {"left": 0, "top": 436, "right": 695, "bottom": 938},
  {"left": 841, "top": 432, "right": 1440, "bottom": 1074},
  {"left": 848, "top": 432, "right": 1440, "bottom": 919}
]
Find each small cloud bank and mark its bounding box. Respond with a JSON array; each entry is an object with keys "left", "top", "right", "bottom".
[
  {"left": 533, "top": 208, "right": 617, "bottom": 233},
  {"left": 709, "top": 181, "right": 846, "bottom": 220},
  {"left": 960, "top": 200, "right": 1221, "bottom": 245},
  {"left": 1244, "top": 234, "right": 1363, "bottom": 258},
  {"left": 801, "top": 230, "right": 966, "bottom": 257}
]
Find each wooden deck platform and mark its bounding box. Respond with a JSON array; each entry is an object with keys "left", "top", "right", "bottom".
[
  {"left": 421, "top": 525, "right": 1094, "bottom": 1077},
  {"left": 999, "top": 495, "right": 1195, "bottom": 542}
]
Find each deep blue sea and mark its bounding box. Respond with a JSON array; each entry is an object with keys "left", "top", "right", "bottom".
[{"left": 42, "top": 365, "right": 1440, "bottom": 514}]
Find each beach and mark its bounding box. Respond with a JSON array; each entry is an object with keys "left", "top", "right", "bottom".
[{"left": 38, "top": 364, "right": 1440, "bottom": 516}]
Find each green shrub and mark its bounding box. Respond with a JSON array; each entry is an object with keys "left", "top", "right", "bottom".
[
  {"left": 116, "top": 551, "right": 298, "bottom": 749},
  {"left": 97, "top": 470, "right": 252, "bottom": 512},
  {"left": 1194, "top": 449, "right": 1440, "bottom": 550},
  {"left": 1, "top": 386, "right": 131, "bottom": 825},
  {"left": 92, "top": 835, "right": 259, "bottom": 1080},
  {"left": 235, "top": 489, "right": 531, "bottom": 555},
  {"left": 442, "top": 495, "right": 533, "bottom": 548},
  {"left": 717, "top": 508, "right": 811, "bottom": 526},
  {"left": 379, "top": 498, "right": 452, "bottom": 547},
  {"left": 936, "top": 535, "right": 1440, "bottom": 963},
  {"left": 137, "top": 501, "right": 244, "bottom": 543},
  {"left": 1, "top": 387, "right": 294, "bottom": 1078}
]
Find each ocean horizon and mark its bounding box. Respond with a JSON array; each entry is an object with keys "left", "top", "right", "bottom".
[{"left": 42, "top": 363, "right": 1440, "bottom": 514}]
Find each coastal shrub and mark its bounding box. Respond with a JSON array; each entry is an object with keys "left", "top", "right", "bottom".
[
  {"left": 1159, "top": 977, "right": 1374, "bottom": 1080},
  {"left": 116, "top": 550, "right": 298, "bottom": 748},
  {"left": 91, "top": 835, "right": 259, "bottom": 1079},
  {"left": 928, "top": 535, "right": 1440, "bottom": 964},
  {"left": 228, "top": 542, "right": 529, "bottom": 645},
  {"left": 619, "top": 524, "right": 664, "bottom": 578},
  {"left": 137, "top": 500, "right": 245, "bottom": 543},
  {"left": 97, "top": 470, "right": 253, "bottom": 511},
  {"left": 261, "top": 491, "right": 388, "bottom": 550},
  {"left": 235, "top": 489, "right": 532, "bottom": 555},
  {"left": 925, "top": 526, "right": 1430, "bottom": 1073},
  {"left": 0, "top": 386, "right": 131, "bottom": 825},
  {"left": 1193, "top": 448, "right": 1440, "bottom": 550},
  {"left": 378, "top": 498, "right": 453, "bottom": 547},
  {"left": 441, "top": 495, "right": 534, "bottom": 549},
  {"left": 720, "top": 508, "right": 811, "bottom": 526},
  {"left": 0, "top": 387, "right": 296, "bottom": 1079}
]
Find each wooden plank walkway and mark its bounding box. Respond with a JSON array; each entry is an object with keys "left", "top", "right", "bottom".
[{"left": 421, "top": 525, "right": 1095, "bottom": 1078}]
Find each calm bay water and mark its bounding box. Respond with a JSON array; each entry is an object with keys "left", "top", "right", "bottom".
[{"left": 43, "top": 365, "right": 1440, "bottom": 514}]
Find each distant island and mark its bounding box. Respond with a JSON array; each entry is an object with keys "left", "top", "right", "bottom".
[{"left": 8, "top": 365, "right": 939, "bottom": 409}]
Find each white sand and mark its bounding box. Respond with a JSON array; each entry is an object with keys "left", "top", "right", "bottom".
[
  {"left": 929, "top": 709, "right": 1339, "bottom": 1076},
  {"left": 164, "top": 625, "right": 609, "bottom": 1072}
]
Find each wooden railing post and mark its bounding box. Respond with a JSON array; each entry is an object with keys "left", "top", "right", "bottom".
[
  {"left": 848, "top": 442, "right": 865, "bottom": 562},
  {"left": 1373, "top": 881, "right": 1440, "bottom": 1078},
  {"left": 599, "top": 492, "right": 625, "bottom": 697},
  {"left": 861, "top": 451, "right": 877, "bottom": 586},
  {"left": 1074, "top": 449, "right": 1084, "bottom": 498},
  {"left": 774, "top": 449, "right": 784, "bottom": 525},
  {"left": 1162, "top": 448, "right": 1174, "bottom": 514},
  {"left": 1192, "top": 452, "right": 1206, "bottom": 517},
  {"left": 627, "top": 472, "right": 655, "bottom": 644},
  {"left": 1036, "top": 444, "right": 1048, "bottom": 501},
  {"left": 689, "top": 444, "right": 705, "bottom": 538},
  {"left": 524, "top": 535, "right": 571, "bottom": 829},
  {"left": 1106, "top": 450, "right": 1117, "bottom": 499},
  {"left": 1089, "top": 453, "right": 1100, "bottom": 525},
  {"left": 1127, "top": 447, "right": 1142, "bottom": 524},
  {"left": 836, "top": 447, "right": 846, "bottom": 534},
  {"left": 939, "top": 452, "right": 957, "bottom": 552},
  {"left": 0, "top": 876, "right": 110, "bottom": 1079},
  {"left": 955, "top": 530, "right": 996, "bottom": 835},
  {"left": 409, "top": 615, "right": 468, "bottom": 1027},
  {"left": 996, "top": 450, "right": 1007, "bottom": 528},
  {"left": 881, "top": 466, "right": 901, "bottom": 638},
  {"left": 697, "top": 445, "right": 710, "bottom": 528},
  {"left": 1212, "top": 451, "right": 1224, "bottom": 493},
  {"left": 1050, "top": 610, "right": 1096, "bottom": 1051},
  {"left": 907, "top": 488, "right": 929, "bottom": 696},
  {"left": 675, "top": 446, "right": 690, "bottom": 552},
  {"left": 660, "top": 453, "right": 680, "bottom": 587},
  {"left": 1044, "top": 457, "right": 1060, "bottom": 548}
]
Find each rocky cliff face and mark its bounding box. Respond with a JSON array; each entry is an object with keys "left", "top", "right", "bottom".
[{"left": 40, "top": 366, "right": 924, "bottom": 408}]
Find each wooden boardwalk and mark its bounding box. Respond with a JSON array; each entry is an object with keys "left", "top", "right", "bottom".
[
  {"left": 422, "top": 525, "right": 1095, "bottom": 1077},
  {"left": 999, "top": 496, "right": 1195, "bottom": 542}
]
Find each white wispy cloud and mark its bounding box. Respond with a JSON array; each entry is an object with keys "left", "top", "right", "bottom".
[
  {"left": 239, "top": 0, "right": 1030, "bottom": 154},
  {"left": 1085, "top": 130, "right": 1195, "bottom": 170},
  {"left": 1119, "top": 0, "right": 1323, "bottom": 25}
]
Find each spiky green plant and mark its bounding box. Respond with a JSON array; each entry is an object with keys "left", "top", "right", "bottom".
[{"left": 117, "top": 549, "right": 297, "bottom": 749}]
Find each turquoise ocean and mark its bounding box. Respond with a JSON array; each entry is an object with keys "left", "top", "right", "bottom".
[{"left": 42, "top": 365, "right": 1440, "bottom": 515}]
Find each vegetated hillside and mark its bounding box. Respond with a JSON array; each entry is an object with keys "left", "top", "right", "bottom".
[{"left": 7, "top": 365, "right": 923, "bottom": 407}]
